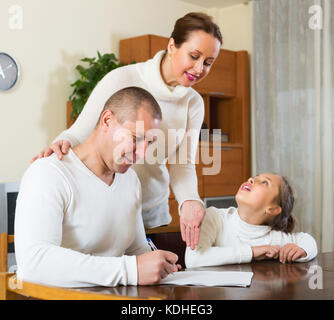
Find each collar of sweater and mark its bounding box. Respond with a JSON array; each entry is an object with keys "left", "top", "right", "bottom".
[
  {"left": 231, "top": 207, "right": 272, "bottom": 240},
  {"left": 136, "top": 50, "right": 190, "bottom": 102}
]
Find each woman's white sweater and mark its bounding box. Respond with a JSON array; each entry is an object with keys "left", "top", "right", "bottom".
[{"left": 55, "top": 51, "right": 204, "bottom": 227}]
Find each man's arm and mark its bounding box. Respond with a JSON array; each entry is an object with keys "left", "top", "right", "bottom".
[{"left": 125, "top": 179, "right": 151, "bottom": 256}]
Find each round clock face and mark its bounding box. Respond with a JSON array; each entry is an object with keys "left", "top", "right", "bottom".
[{"left": 0, "top": 53, "right": 19, "bottom": 91}]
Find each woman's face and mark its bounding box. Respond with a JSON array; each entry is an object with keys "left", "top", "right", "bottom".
[{"left": 166, "top": 30, "right": 221, "bottom": 87}]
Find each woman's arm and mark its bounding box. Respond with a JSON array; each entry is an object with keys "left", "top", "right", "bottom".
[
  {"left": 31, "top": 67, "right": 131, "bottom": 162},
  {"left": 54, "top": 69, "right": 128, "bottom": 147},
  {"left": 169, "top": 93, "right": 205, "bottom": 249},
  {"left": 168, "top": 93, "right": 204, "bottom": 208}
]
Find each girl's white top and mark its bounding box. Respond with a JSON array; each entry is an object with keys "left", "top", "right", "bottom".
[
  {"left": 55, "top": 51, "right": 204, "bottom": 228},
  {"left": 185, "top": 206, "right": 318, "bottom": 268}
]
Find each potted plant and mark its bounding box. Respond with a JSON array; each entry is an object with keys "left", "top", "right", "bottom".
[{"left": 67, "top": 51, "right": 130, "bottom": 127}]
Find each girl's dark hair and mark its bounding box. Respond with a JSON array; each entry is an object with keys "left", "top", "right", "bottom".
[
  {"left": 171, "top": 12, "right": 223, "bottom": 47},
  {"left": 269, "top": 175, "right": 296, "bottom": 233}
]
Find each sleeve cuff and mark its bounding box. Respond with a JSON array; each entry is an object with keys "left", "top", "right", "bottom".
[
  {"left": 239, "top": 245, "right": 253, "bottom": 263},
  {"left": 178, "top": 198, "right": 205, "bottom": 216},
  {"left": 295, "top": 247, "right": 317, "bottom": 263},
  {"left": 52, "top": 132, "right": 80, "bottom": 148},
  {"left": 124, "top": 255, "right": 138, "bottom": 285}
]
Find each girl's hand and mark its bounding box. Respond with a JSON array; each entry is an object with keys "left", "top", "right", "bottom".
[
  {"left": 279, "top": 243, "right": 307, "bottom": 263},
  {"left": 31, "top": 140, "right": 71, "bottom": 162},
  {"left": 180, "top": 200, "right": 206, "bottom": 250},
  {"left": 252, "top": 245, "right": 280, "bottom": 261}
]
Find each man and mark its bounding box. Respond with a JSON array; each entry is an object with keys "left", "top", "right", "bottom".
[{"left": 15, "top": 86, "right": 179, "bottom": 287}]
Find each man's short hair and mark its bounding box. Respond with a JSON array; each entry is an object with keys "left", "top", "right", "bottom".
[{"left": 98, "top": 86, "right": 162, "bottom": 125}]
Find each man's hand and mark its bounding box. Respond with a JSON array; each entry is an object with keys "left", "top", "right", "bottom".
[
  {"left": 279, "top": 243, "right": 306, "bottom": 263},
  {"left": 251, "top": 245, "right": 281, "bottom": 261},
  {"left": 136, "top": 250, "right": 181, "bottom": 285},
  {"left": 180, "top": 200, "right": 206, "bottom": 250}
]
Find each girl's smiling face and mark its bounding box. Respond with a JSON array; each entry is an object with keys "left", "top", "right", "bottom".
[
  {"left": 162, "top": 30, "right": 221, "bottom": 87},
  {"left": 236, "top": 173, "right": 282, "bottom": 215}
]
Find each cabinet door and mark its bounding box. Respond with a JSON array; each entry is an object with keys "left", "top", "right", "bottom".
[
  {"left": 193, "top": 50, "right": 236, "bottom": 96},
  {"left": 203, "top": 147, "right": 243, "bottom": 197},
  {"left": 120, "top": 35, "right": 168, "bottom": 64},
  {"left": 150, "top": 35, "right": 169, "bottom": 57}
]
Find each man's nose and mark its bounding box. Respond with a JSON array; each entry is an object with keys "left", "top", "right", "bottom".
[
  {"left": 135, "top": 140, "right": 149, "bottom": 159},
  {"left": 248, "top": 177, "right": 254, "bottom": 184}
]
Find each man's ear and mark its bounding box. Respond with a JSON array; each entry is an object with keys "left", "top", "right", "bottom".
[
  {"left": 267, "top": 205, "right": 282, "bottom": 217},
  {"left": 100, "top": 110, "right": 115, "bottom": 128}
]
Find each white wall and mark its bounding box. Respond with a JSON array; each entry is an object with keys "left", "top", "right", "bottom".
[
  {"left": 0, "top": 0, "right": 205, "bottom": 182},
  {"left": 209, "top": 2, "right": 252, "bottom": 54},
  {"left": 212, "top": 2, "right": 254, "bottom": 175}
]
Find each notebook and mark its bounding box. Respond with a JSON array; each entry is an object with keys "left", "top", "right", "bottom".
[{"left": 159, "top": 270, "right": 253, "bottom": 287}]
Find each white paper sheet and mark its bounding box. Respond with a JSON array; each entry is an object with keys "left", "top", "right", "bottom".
[{"left": 159, "top": 271, "right": 253, "bottom": 287}]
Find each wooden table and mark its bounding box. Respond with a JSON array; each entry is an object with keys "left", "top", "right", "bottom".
[{"left": 75, "top": 252, "right": 334, "bottom": 300}]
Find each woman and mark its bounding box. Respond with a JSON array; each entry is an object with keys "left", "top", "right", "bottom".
[{"left": 33, "top": 12, "right": 222, "bottom": 250}]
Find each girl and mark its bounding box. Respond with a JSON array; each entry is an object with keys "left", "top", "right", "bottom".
[
  {"left": 185, "top": 173, "right": 317, "bottom": 268},
  {"left": 32, "top": 12, "right": 223, "bottom": 250}
]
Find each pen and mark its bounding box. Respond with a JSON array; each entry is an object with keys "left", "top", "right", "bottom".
[
  {"left": 147, "top": 237, "right": 158, "bottom": 251},
  {"left": 146, "top": 237, "right": 176, "bottom": 276}
]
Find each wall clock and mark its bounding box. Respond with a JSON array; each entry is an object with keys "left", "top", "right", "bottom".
[{"left": 0, "top": 52, "right": 20, "bottom": 91}]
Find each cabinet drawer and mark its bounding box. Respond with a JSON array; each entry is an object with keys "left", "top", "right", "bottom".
[{"left": 203, "top": 147, "right": 243, "bottom": 197}]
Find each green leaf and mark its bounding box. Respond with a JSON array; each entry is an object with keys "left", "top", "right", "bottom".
[{"left": 69, "top": 51, "right": 131, "bottom": 119}]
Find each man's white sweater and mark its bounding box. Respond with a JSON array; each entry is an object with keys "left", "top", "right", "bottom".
[
  {"left": 55, "top": 51, "right": 204, "bottom": 228},
  {"left": 185, "top": 207, "right": 318, "bottom": 268},
  {"left": 15, "top": 150, "right": 150, "bottom": 287}
]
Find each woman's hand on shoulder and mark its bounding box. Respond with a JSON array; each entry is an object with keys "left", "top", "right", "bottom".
[
  {"left": 31, "top": 140, "right": 71, "bottom": 162},
  {"left": 180, "top": 200, "right": 206, "bottom": 250}
]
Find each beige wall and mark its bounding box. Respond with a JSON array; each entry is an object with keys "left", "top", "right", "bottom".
[
  {"left": 0, "top": 0, "right": 205, "bottom": 183},
  {"left": 212, "top": 2, "right": 254, "bottom": 175},
  {"left": 0, "top": 0, "right": 252, "bottom": 183},
  {"left": 210, "top": 2, "right": 252, "bottom": 54}
]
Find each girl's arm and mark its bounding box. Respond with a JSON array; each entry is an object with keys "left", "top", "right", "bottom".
[
  {"left": 185, "top": 208, "right": 253, "bottom": 268},
  {"left": 270, "top": 230, "right": 318, "bottom": 263}
]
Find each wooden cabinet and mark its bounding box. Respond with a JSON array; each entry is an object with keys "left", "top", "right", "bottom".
[
  {"left": 120, "top": 35, "right": 169, "bottom": 64},
  {"left": 202, "top": 146, "right": 244, "bottom": 197},
  {"left": 119, "top": 34, "right": 250, "bottom": 225},
  {"left": 193, "top": 49, "right": 237, "bottom": 96}
]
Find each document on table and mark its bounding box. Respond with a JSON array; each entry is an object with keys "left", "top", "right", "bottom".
[{"left": 159, "top": 271, "right": 253, "bottom": 287}]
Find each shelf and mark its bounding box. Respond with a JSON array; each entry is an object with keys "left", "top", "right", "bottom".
[
  {"left": 200, "top": 91, "right": 235, "bottom": 99},
  {"left": 199, "top": 141, "right": 244, "bottom": 148}
]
